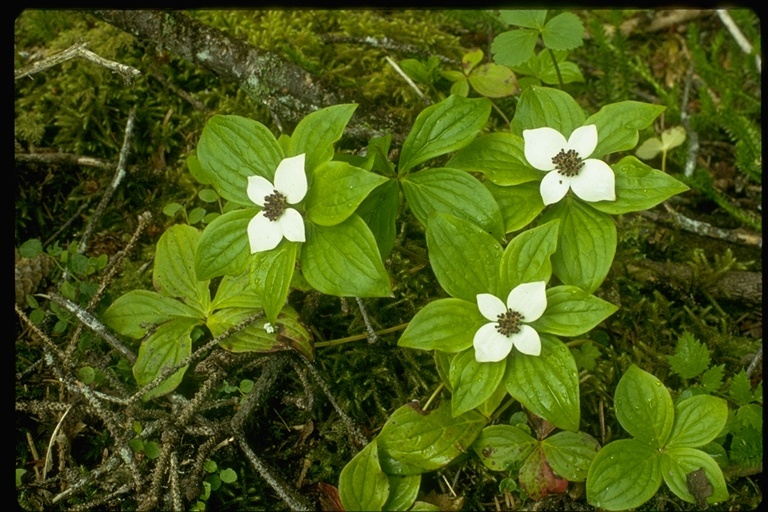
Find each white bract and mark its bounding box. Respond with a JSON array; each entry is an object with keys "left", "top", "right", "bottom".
[
  {"left": 523, "top": 124, "right": 615, "bottom": 206},
  {"left": 473, "top": 281, "right": 547, "bottom": 362},
  {"left": 246, "top": 154, "right": 307, "bottom": 253}
]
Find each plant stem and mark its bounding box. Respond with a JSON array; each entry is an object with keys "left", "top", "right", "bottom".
[
  {"left": 547, "top": 48, "right": 564, "bottom": 89},
  {"left": 314, "top": 323, "right": 409, "bottom": 348}
]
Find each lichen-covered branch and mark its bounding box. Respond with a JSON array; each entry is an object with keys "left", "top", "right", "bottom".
[{"left": 90, "top": 10, "right": 404, "bottom": 143}]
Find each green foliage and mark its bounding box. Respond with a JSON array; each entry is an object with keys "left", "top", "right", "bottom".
[{"left": 666, "top": 331, "right": 711, "bottom": 380}]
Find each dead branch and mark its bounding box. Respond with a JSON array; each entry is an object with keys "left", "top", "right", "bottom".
[
  {"left": 90, "top": 10, "right": 405, "bottom": 144},
  {"left": 15, "top": 152, "right": 116, "bottom": 171}
]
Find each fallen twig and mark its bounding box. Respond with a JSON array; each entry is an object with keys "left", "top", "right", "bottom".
[
  {"left": 716, "top": 9, "right": 761, "bottom": 73},
  {"left": 638, "top": 206, "right": 762, "bottom": 248},
  {"left": 384, "top": 55, "right": 430, "bottom": 105}
]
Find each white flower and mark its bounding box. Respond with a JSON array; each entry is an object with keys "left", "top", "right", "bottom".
[
  {"left": 263, "top": 322, "right": 276, "bottom": 334},
  {"left": 473, "top": 281, "right": 547, "bottom": 362},
  {"left": 523, "top": 124, "right": 615, "bottom": 206},
  {"left": 246, "top": 154, "right": 307, "bottom": 253}
]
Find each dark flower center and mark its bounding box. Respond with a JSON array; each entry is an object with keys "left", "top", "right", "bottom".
[
  {"left": 262, "top": 190, "right": 287, "bottom": 221},
  {"left": 496, "top": 309, "right": 524, "bottom": 337},
  {"left": 552, "top": 149, "right": 584, "bottom": 177}
]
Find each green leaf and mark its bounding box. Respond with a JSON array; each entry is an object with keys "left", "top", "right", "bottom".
[
  {"left": 398, "top": 95, "right": 491, "bottom": 173},
  {"left": 102, "top": 290, "right": 203, "bottom": 338},
  {"left": 301, "top": 215, "right": 391, "bottom": 297},
  {"left": 447, "top": 133, "right": 540, "bottom": 186},
  {"left": 402, "top": 167, "right": 505, "bottom": 239},
  {"left": 162, "top": 203, "right": 184, "bottom": 217},
  {"left": 635, "top": 137, "right": 664, "bottom": 160},
  {"left": 219, "top": 468, "right": 237, "bottom": 484},
  {"left": 510, "top": 85, "right": 585, "bottom": 138},
  {"left": 207, "top": 306, "right": 311, "bottom": 358},
  {"left": 589, "top": 156, "right": 690, "bottom": 215},
  {"left": 518, "top": 445, "right": 569, "bottom": 500},
  {"left": 499, "top": 10, "right": 547, "bottom": 29},
  {"left": 542, "top": 431, "right": 599, "bottom": 481},
  {"left": 614, "top": 365, "right": 674, "bottom": 447},
  {"left": 584, "top": 101, "right": 666, "bottom": 158},
  {"left": 133, "top": 317, "right": 198, "bottom": 400},
  {"left": 461, "top": 48, "right": 484, "bottom": 73},
  {"left": 194, "top": 209, "right": 253, "bottom": 282},
  {"left": 338, "top": 440, "right": 389, "bottom": 512},
  {"left": 661, "top": 448, "right": 729, "bottom": 505},
  {"left": 491, "top": 29, "right": 539, "bottom": 68},
  {"left": 531, "top": 285, "right": 618, "bottom": 337},
  {"left": 667, "top": 395, "right": 728, "bottom": 448},
  {"left": 450, "top": 79, "right": 470, "bottom": 97},
  {"left": 586, "top": 439, "right": 662, "bottom": 511},
  {"left": 542, "top": 196, "right": 616, "bottom": 293},
  {"left": 486, "top": 181, "right": 545, "bottom": 232},
  {"left": 539, "top": 59, "right": 584, "bottom": 85},
  {"left": 188, "top": 207, "right": 207, "bottom": 225},
  {"left": 356, "top": 179, "right": 399, "bottom": 259},
  {"left": 16, "top": 468, "right": 28, "bottom": 488},
  {"left": 377, "top": 401, "right": 487, "bottom": 475},
  {"left": 210, "top": 269, "right": 263, "bottom": 311},
  {"left": 19, "top": 238, "right": 43, "bottom": 259},
  {"left": 505, "top": 334, "right": 580, "bottom": 431},
  {"left": 197, "top": 115, "right": 283, "bottom": 205},
  {"left": 198, "top": 188, "right": 219, "bottom": 203},
  {"left": 187, "top": 153, "right": 212, "bottom": 185},
  {"left": 498, "top": 220, "right": 559, "bottom": 293},
  {"left": 541, "top": 13, "right": 584, "bottom": 51},
  {"left": 666, "top": 331, "right": 711, "bottom": 380},
  {"left": 728, "top": 369, "right": 755, "bottom": 406},
  {"left": 468, "top": 63, "right": 518, "bottom": 98},
  {"left": 398, "top": 298, "right": 486, "bottom": 353},
  {"left": 249, "top": 241, "right": 298, "bottom": 324},
  {"left": 304, "top": 160, "right": 388, "bottom": 226},
  {"left": 471, "top": 424, "right": 537, "bottom": 472},
  {"left": 476, "top": 379, "right": 509, "bottom": 419},
  {"left": 449, "top": 350, "right": 506, "bottom": 417},
  {"left": 425, "top": 213, "right": 502, "bottom": 302},
  {"left": 383, "top": 474, "right": 420, "bottom": 512},
  {"left": 700, "top": 364, "right": 725, "bottom": 393},
  {"left": 288, "top": 104, "right": 357, "bottom": 175},
  {"left": 154, "top": 225, "right": 210, "bottom": 315}
]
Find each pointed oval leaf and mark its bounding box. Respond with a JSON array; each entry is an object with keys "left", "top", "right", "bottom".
[
  {"left": 505, "top": 334, "right": 579, "bottom": 431},
  {"left": 103, "top": 290, "right": 203, "bottom": 339},
  {"left": 356, "top": 179, "right": 399, "bottom": 259},
  {"left": 486, "top": 181, "right": 545, "bottom": 233},
  {"left": 449, "top": 350, "right": 507, "bottom": 417},
  {"left": 249, "top": 241, "right": 298, "bottom": 324},
  {"left": 426, "top": 213, "right": 503, "bottom": 302},
  {"left": 532, "top": 285, "right": 618, "bottom": 337},
  {"left": 402, "top": 167, "right": 505, "bottom": 240},
  {"left": 338, "top": 440, "right": 389, "bottom": 512},
  {"left": 194, "top": 209, "right": 254, "bottom": 282},
  {"left": 398, "top": 298, "right": 486, "bottom": 353},
  {"left": 133, "top": 317, "right": 198, "bottom": 400},
  {"left": 154, "top": 224, "right": 210, "bottom": 314},
  {"left": 541, "top": 197, "right": 616, "bottom": 293},
  {"left": 197, "top": 115, "right": 283, "bottom": 205},
  {"left": 541, "top": 431, "right": 600, "bottom": 482},
  {"left": 519, "top": 446, "right": 569, "bottom": 500},
  {"left": 301, "top": 215, "right": 391, "bottom": 297},
  {"left": 398, "top": 95, "right": 491, "bottom": 173},
  {"left": 471, "top": 424, "right": 537, "bottom": 472},
  {"left": 210, "top": 269, "right": 263, "bottom": 311},
  {"left": 667, "top": 395, "right": 728, "bottom": 448},
  {"left": 447, "top": 132, "right": 540, "bottom": 186},
  {"left": 661, "top": 447, "right": 729, "bottom": 506},
  {"left": 288, "top": 104, "right": 358, "bottom": 175},
  {"left": 383, "top": 474, "right": 420, "bottom": 512},
  {"left": 614, "top": 365, "right": 674, "bottom": 447},
  {"left": 590, "top": 156, "right": 690, "bottom": 215},
  {"left": 584, "top": 101, "right": 666, "bottom": 158},
  {"left": 377, "top": 401, "right": 487, "bottom": 475},
  {"left": 499, "top": 219, "right": 559, "bottom": 293},
  {"left": 586, "top": 439, "right": 662, "bottom": 511},
  {"left": 304, "top": 160, "right": 388, "bottom": 226},
  {"left": 510, "top": 85, "right": 585, "bottom": 138}
]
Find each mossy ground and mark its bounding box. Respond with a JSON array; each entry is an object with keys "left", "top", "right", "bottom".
[{"left": 15, "top": 9, "right": 760, "bottom": 511}]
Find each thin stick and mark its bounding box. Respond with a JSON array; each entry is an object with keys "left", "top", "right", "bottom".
[
  {"left": 77, "top": 107, "right": 137, "bottom": 255},
  {"left": 15, "top": 40, "right": 141, "bottom": 83},
  {"left": 355, "top": 297, "right": 379, "bottom": 344},
  {"left": 314, "top": 322, "right": 408, "bottom": 348},
  {"left": 716, "top": 10, "right": 761, "bottom": 73},
  {"left": 680, "top": 65, "right": 699, "bottom": 178},
  {"left": 384, "top": 55, "right": 431, "bottom": 105},
  {"left": 43, "top": 402, "right": 74, "bottom": 480},
  {"left": 662, "top": 203, "right": 762, "bottom": 247},
  {"left": 746, "top": 346, "right": 762, "bottom": 379},
  {"left": 16, "top": 152, "right": 115, "bottom": 171}
]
